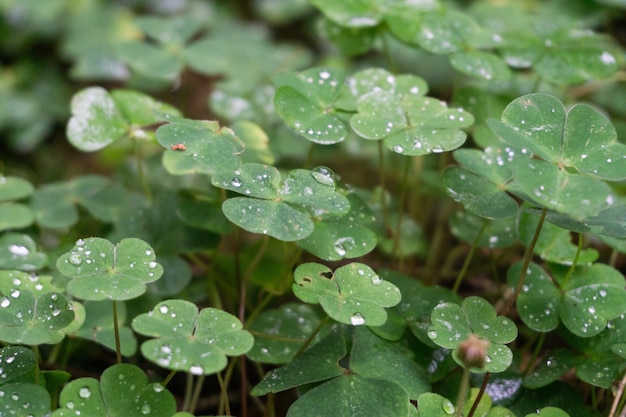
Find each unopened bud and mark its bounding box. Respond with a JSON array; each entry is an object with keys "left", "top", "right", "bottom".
[{"left": 457, "top": 333, "right": 489, "bottom": 368}]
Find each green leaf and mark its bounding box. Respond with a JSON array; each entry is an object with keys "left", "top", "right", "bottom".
[
  {"left": 449, "top": 211, "right": 518, "bottom": 248},
  {"left": 450, "top": 51, "right": 512, "bottom": 80},
  {"left": 0, "top": 346, "right": 36, "bottom": 385},
  {"left": 319, "top": 18, "right": 377, "bottom": 56},
  {"left": 443, "top": 166, "right": 518, "bottom": 219},
  {"left": 507, "top": 262, "right": 561, "bottom": 333},
  {"left": 488, "top": 93, "right": 626, "bottom": 181},
  {"left": 293, "top": 262, "right": 401, "bottom": 326},
  {"left": 585, "top": 205, "right": 626, "bottom": 238},
  {"left": 251, "top": 326, "right": 347, "bottom": 396},
  {"left": 117, "top": 41, "right": 183, "bottom": 82},
  {"left": 274, "top": 67, "right": 349, "bottom": 144},
  {"left": 0, "top": 233, "right": 47, "bottom": 271},
  {"left": 131, "top": 299, "right": 253, "bottom": 375},
  {"left": 351, "top": 327, "right": 430, "bottom": 399},
  {"left": 156, "top": 120, "right": 243, "bottom": 176},
  {"left": 56, "top": 237, "right": 163, "bottom": 301},
  {"left": 32, "top": 175, "right": 148, "bottom": 228},
  {"left": 308, "top": 0, "right": 383, "bottom": 27},
  {"left": 428, "top": 296, "right": 517, "bottom": 372},
  {"left": 524, "top": 348, "right": 582, "bottom": 389},
  {"left": 508, "top": 262, "right": 626, "bottom": 336},
  {"left": 66, "top": 87, "right": 128, "bottom": 152},
  {"left": 350, "top": 91, "right": 473, "bottom": 155},
  {"left": 559, "top": 263, "right": 626, "bottom": 337},
  {"left": 0, "top": 203, "right": 34, "bottom": 231},
  {"left": 518, "top": 209, "right": 599, "bottom": 265},
  {"left": 527, "top": 407, "right": 571, "bottom": 417},
  {"left": 0, "top": 283, "right": 75, "bottom": 345},
  {"left": 134, "top": 14, "right": 204, "bottom": 46},
  {"left": 222, "top": 198, "right": 314, "bottom": 241},
  {"left": 0, "top": 383, "right": 51, "bottom": 417},
  {"left": 52, "top": 364, "right": 176, "bottom": 417},
  {"left": 247, "top": 303, "right": 324, "bottom": 364},
  {"left": 417, "top": 392, "right": 457, "bottom": 417},
  {"left": 0, "top": 176, "right": 34, "bottom": 202},
  {"left": 286, "top": 374, "right": 412, "bottom": 417},
  {"left": 110, "top": 90, "right": 182, "bottom": 127}
]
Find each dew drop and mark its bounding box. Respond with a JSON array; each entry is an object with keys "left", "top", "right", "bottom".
[
  {"left": 148, "top": 261, "right": 157, "bottom": 269},
  {"left": 442, "top": 399, "right": 455, "bottom": 414},
  {"left": 350, "top": 313, "right": 366, "bottom": 326},
  {"left": 0, "top": 298, "right": 10, "bottom": 308},
  {"left": 141, "top": 404, "right": 151, "bottom": 415},
  {"left": 230, "top": 178, "right": 242, "bottom": 188},
  {"left": 78, "top": 386, "right": 91, "bottom": 398},
  {"left": 190, "top": 364, "right": 204, "bottom": 375},
  {"left": 393, "top": 144, "right": 404, "bottom": 153},
  {"left": 8, "top": 244, "right": 30, "bottom": 256},
  {"left": 159, "top": 305, "right": 169, "bottom": 314},
  {"left": 428, "top": 330, "right": 438, "bottom": 339},
  {"left": 311, "top": 166, "right": 336, "bottom": 186}
]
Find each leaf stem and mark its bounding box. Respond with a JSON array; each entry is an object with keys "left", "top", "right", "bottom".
[
  {"left": 560, "top": 232, "right": 583, "bottom": 288},
  {"left": 452, "top": 219, "right": 487, "bottom": 294},
  {"left": 162, "top": 369, "right": 177, "bottom": 387},
  {"left": 391, "top": 156, "right": 412, "bottom": 268},
  {"left": 377, "top": 141, "right": 391, "bottom": 235},
  {"left": 112, "top": 300, "right": 122, "bottom": 364},
  {"left": 294, "top": 315, "right": 330, "bottom": 358},
  {"left": 189, "top": 374, "right": 205, "bottom": 414},
  {"left": 467, "top": 372, "right": 491, "bottom": 417},
  {"left": 217, "top": 371, "right": 232, "bottom": 416},
  {"left": 455, "top": 367, "right": 470, "bottom": 417},
  {"left": 609, "top": 370, "right": 626, "bottom": 417},
  {"left": 522, "top": 332, "right": 545, "bottom": 377},
  {"left": 134, "top": 140, "right": 152, "bottom": 201},
  {"left": 502, "top": 207, "right": 547, "bottom": 315}
]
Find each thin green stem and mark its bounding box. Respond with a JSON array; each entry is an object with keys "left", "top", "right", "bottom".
[
  {"left": 304, "top": 142, "right": 315, "bottom": 169},
  {"left": 609, "top": 249, "right": 619, "bottom": 268},
  {"left": 189, "top": 374, "right": 205, "bottom": 415},
  {"left": 217, "top": 371, "right": 231, "bottom": 416},
  {"left": 502, "top": 207, "right": 548, "bottom": 315},
  {"left": 452, "top": 219, "right": 487, "bottom": 294},
  {"left": 455, "top": 367, "right": 470, "bottom": 417},
  {"left": 378, "top": 141, "right": 390, "bottom": 233},
  {"left": 295, "top": 315, "right": 330, "bottom": 358},
  {"left": 182, "top": 372, "right": 193, "bottom": 411},
  {"left": 379, "top": 26, "right": 398, "bottom": 74},
  {"left": 467, "top": 372, "right": 491, "bottom": 417},
  {"left": 32, "top": 345, "right": 40, "bottom": 385},
  {"left": 134, "top": 139, "right": 152, "bottom": 202},
  {"left": 609, "top": 371, "right": 626, "bottom": 417},
  {"left": 161, "top": 370, "right": 177, "bottom": 387},
  {"left": 522, "top": 332, "right": 546, "bottom": 376},
  {"left": 391, "top": 157, "right": 412, "bottom": 267},
  {"left": 560, "top": 232, "right": 583, "bottom": 289},
  {"left": 112, "top": 300, "right": 122, "bottom": 364}
]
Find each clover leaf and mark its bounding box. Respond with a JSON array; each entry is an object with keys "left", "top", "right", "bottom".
[
  {"left": 0, "top": 273, "right": 76, "bottom": 345},
  {"left": 247, "top": 303, "right": 324, "bottom": 364},
  {"left": 508, "top": 262, "right": 626, "bottom": 336},
  {"left": 350, "top": 89, "right": 473, "bottom": 155},
  {"left": 0, "top": 233, "right": 47, "bottom": 271},
  {"left": 0, "top": 346, "right": 36, "bottom": 385},
  {"left": 155, "top": 118, "right": 244, "bottom": 175},
  {"left": 443, "top": 146, "right": 520, "bottom": 219},
  {"left": 274, "top": 66, "right": 349, "bottom": 144},
  {"left": 0, "top": 382, "right": 51, "bottom": 417},
  {"left": 213, "top": 164, "right": 350, "bottom": 241},
  {"left": 0, "top": 175, "right": 34, "bottom": 231},
  {"left": 488, "top": 93, "right": 626, "bottom": 181},
  {"left": 293, "top": 262, "right": 401, "bottom": 326},
  {"left": 67, "top": 87, "right": 181, "bottom": 151},
  {"left": 428, "top": 296, "right": 517, "bottom": 372},
  {"left": 51, "top": 364, "right": 176, "bottom": 417},
  {"left": 131, "top": 299, "right": 253, "bottom": 375},
  {"left": 32, "top": 175, "right": 148, "bottom": 228},
  {"left": 56, "top": 237, "right": 163, "bottom": 301}
]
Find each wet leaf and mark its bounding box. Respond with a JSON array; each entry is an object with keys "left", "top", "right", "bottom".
[
  {"left": 428, "top": 296, "right": 517, "bottom": 373},
  {"left": 508, "top": 262, "right": 626, "bottom": 336},
  {"left": 0, "top": 233, "right": 47, "bottom": 271},
  {"left": 0, "top": 279, "right": 75, "bottom": 345},
  {"left": 56, "top": 237, "right": 163, "bottom": 301},
  {"left": 66, "top": 87, "right": 180, "bottom": 152},
  {"left": 131, "top": 299, "right": 253, "bottom": 375},
  {"left": 248, "top": 303, "right": 324, "bottom": 364},
  {"left": 351, "top": 90, "right": 473, "bottom": 155},
  {"left": 0, "top": 346, "right": 36, "bottom": 385},
  {"left": 0, "top": 383, "right": 51, "bottom": 417},
  {"left": 449, "top": 211, "right": 518, "bottom": 248},
  {"left": 293, "top": 262, "right": 401, "bottom": 326},
  {"left": 450, "top": 51, "right": 512, "bottom": 80},
  {"left": 274, "top": 67, "right": 349, "bottom": 144},
  {"left": 286, "top": 374, "right": 412, "bottom": 417},
  {"left": 251, "top": 326, "right": 347, "bottom": 396},
  {"left": 416, "top": 392, "right": 457, "bottom": 417},
  {"left": 488, "top": 93, "right": 626, "bottom": 181},
  {"left": 51, "top": 364, "right": 176, "bottom": 417},
  {"left": 156, "top": 120, "right": 243, "bottom": 176}
]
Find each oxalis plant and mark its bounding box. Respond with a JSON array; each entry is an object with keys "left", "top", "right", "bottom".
[{"left": 1, "top": 0, "right": 626, "bottom": 416}]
